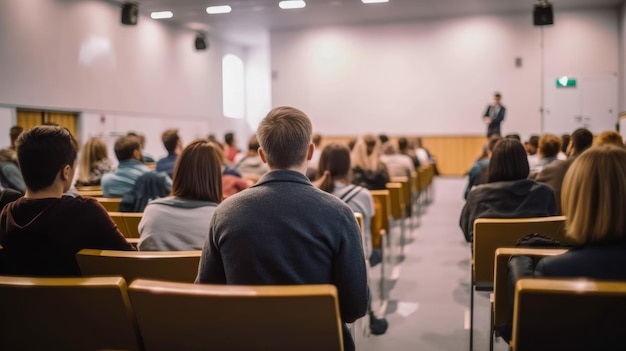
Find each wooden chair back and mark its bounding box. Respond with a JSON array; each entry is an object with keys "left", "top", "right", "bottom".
[
  {"left": 369, "top": 190, "right": 391, "bottom": 248},
  {"left": 512, "top": 278, "right": 626, "bottom": 351},
  {"left": 385, "top": 182, "right": 404, "bottom": 220},
  {"left": 109, "top": 212, "right": 142, "bottom": 238},
  {"left": 493, "top": 247, "right": 567, "bottom": 329},
  {"left": 0, "top": 276, "right": 142, "bottom": 351},
  {"left": 76, "top": 249, "right": 201, "bottom": 283},
  {"left": 473, "top": 216, "right": 568, "bottom": 289},
  {"left": 390, "top": 176, "right": 411, "bottom": 212},
  {"left": 94, "top": 197, "right": 122, "bottom": 212},
  {"left": 129, "top": 280, "right": 344, "bottom": 351}
]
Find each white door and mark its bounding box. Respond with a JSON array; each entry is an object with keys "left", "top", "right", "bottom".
[{"left": 543, "top": 74, "right": 618, "bottom": 135}]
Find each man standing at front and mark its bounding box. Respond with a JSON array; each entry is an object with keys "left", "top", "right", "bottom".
[
  {"left": 196, "top": 106, "right": 368, "bottom": 351},
  {"left": 483, "top": 92, "right": 506, "bottom": 137}
]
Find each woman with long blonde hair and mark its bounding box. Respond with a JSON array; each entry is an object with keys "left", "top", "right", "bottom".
[
  {"left": 75, "top": 137, "right": 113, "bottom": 186},
  {"left": 350, "top": 134, "right": 390, "bottom": 190}
]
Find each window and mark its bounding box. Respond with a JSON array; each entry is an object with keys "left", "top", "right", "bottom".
[{"left": 222, "top": 54, "right": 245, "bottom": 119}]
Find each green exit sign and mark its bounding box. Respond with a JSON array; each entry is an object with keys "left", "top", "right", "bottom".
[{"left": 556, "top": 76, "right": 577, "bottom": 88}]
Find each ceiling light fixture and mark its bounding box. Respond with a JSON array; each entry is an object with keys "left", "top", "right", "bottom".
[
  {"left": 279, "top": 1, "right": 306, "bottom": 10},
  {"left": 362, "top": 0, "right": 389, "bottom": 3},
  {"left": 150, "top": 11, "right": 173, "bottom": 19},
  {"left": 206, "top": 5, "right": 232, "bottom": 14}
]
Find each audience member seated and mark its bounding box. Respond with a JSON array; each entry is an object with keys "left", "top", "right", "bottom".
[
  {"left": 216, "top": 145, "right": 250, "bottom": 199},
  {"left": 505, "top": 133, "right": 521, "bottom": 142},
  {"left": 223, "top": 132, "right": 239, "bottom": 164},
  {"left": 531, "top": 128, "right": 593, "bottom": 214},
  {"left": 314, "top": 142, "right": 388, "bottom": 335},
  {"left": 139, "top": 139, "right": 222, "bottom": 251},
  {"left": 398, "top": 137, "right": 420, "bottom": 169},
  {"left": 596, "top": 130, "right": 624, "bottom": 147},
  {"left": 350, "top": 134, "right": 390, "bottom": 190},
  {"left": 529, "top": 133, "right": 561, "bottom": 174},
  {"left": 0, "top": 126, "right": 133, "bottom": 277},
  {"left": 415, "top": 137, "right": 439, "bottom": 175},
  {"left": 501, "top": 145, "right": 626, "bottom": 342},
  {"left": 156, "top": 129, "right": 182, "bottom": 177},
  {"left": 464, "top": 135, "right": 501, "bottom": 200},
  {"left": 101, "top": 135, "right": 151, "bottom": 198},
  {"left": 75, "top": 137, "right": 113, "bottom": 186},
  {"left": 233, "top": 134, "right": 269, "bottom": 180},
  {"left": 558, "top": 133, "right": 570, "bottom": 160},
  {"left": 0, "top": 149, "right": 25, "bottom": 194},
  {"left": 127, "top": 132, "right": 154, "bottom": 163},
  {"left": 8, "top": 125, "right": 23, "bottom": 151},
  {"left": 0, "top": 188, "right": 22, "bottom": 210},
  {"left": 525, "top": 135, "right": 540, "bottom": 171},
  {"left": 380, "top": 141, "right": 415, "bottom": 179},
  {"left": 196, "top": 106, "right": 368, "bottom": 351},
  {"left": 459, "top": 138, "right": 557, "bottom": 242}
]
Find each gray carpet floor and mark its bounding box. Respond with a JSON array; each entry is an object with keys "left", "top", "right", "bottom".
[{"left": 355, "top": 176, "right": 510, "bottom": 351}]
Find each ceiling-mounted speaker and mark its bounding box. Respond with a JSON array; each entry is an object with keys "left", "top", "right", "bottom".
[
  {"left": 533, "top": 3, "right": 554, "bottom": 26},
  {"left": 121, "top": 3, "right": 139, "bottom": 26},
  {"left": 195, "top": 34, "right": 208, "bottom": 51}
]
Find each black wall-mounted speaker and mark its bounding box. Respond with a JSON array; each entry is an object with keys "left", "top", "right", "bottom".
[
  {"left": 195, "top": 35, "right": 208, "bottom": 51},
  {"left": 533, "top": 3, "right": 554, "bottom": 26},
  {"left": 121, "top": 3, "right": 139, "bottom": 26}
]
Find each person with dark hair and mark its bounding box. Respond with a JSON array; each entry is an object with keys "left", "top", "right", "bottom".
[
  {"left": 156, "top": 129, "right": 182, "bottom": 177},
  {"left": 398, "top": 137, "right": 420, "bottom": 169},
  {"left": 505, "top": 133, "right": 521, "bottom": 142},
  {"left": 0, "top": 125, "right": 133, "bottom": 276},
  {"left": 531, "top": 128, "right": 593, "bottom": 214},
  {"left": 464, "top": 135, "right": 501, "bottom": 199},
  {"left": 0, "top": 148, "right": 25, "bottom": 194},
  {"left": 378, "top": 134, "right": 389, "bottom": 144},
  {"left": 223, "top": 132, "right": 238, "bottom": 164},
  {"left": 559, "top": 134, "right": 570, "bottom": 160},
  {"left": 102, "top": 135, "right": 159, "bottom": 197},
  {"left": 459, "top": 138, "right": 557, "bottom": 242},
  {"left": 196, "top": 106, "right": 368, "bottom": 351},
  {"left": 482, "top": 92, "right": 506, "bottom": 137},
  {"left": 138, "top": 139, "right": 222, "bottom": 251},
  {"left": 233, "top": 134, "right": 269, "bottom": 180},
  {"left": 526, "top": 134, "right": 540, "bottom": 170},
  {"left": 127, "top": 132, "right": 154, "bottom": 163},
  {"left": 8, "top": 125, "right": 23, "bottom": 151},
  {"left": 313, "top": 142, "right": 388, "bottom": 335}
]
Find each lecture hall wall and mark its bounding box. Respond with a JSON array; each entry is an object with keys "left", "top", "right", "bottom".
[
  {"left": 0, "top": 0, "right": 253, "bottom": 160},
  {"left": 271, "top": 6, "right": 621, "bottom": 141}
]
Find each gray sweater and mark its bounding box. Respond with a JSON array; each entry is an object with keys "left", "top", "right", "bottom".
[{"left": 196, "top": 170, "right": 368, "bottom": 351}]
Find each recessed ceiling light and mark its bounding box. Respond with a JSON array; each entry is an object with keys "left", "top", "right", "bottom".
[
  {"left": 150, "top": 11, "right": 173, "bottom": 19},
  {"left": 279, "top": 1, "right": 306, "bottom": 9},
  {"left": 206, "top": 5, "right": 232, "bottom": 14},
  {"left": 362, "top": 0, "right": 389, "bottom": 3}
]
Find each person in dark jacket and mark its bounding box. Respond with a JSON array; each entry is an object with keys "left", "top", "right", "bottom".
[
  {"left": 459, "top": 138, "right": 557, "bottom": 242},
  {"left": 196, "top": 106, "right": 368, "bottom": 351},
  {"left": 0, "top": 126, "right": 133, "bottom": 277}
]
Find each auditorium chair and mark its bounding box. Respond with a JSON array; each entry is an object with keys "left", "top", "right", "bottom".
[
  {"left": 0, "top": 275, "right": 142, "bottom": 351},
  {"left": 128, "top": 280, "right": 344, "bottom": 351},
  {"left": 369, "top": 189, "right": 390, "bottom": 300},
  {"left": 108, "top": 212, "right": 142, "bottom": 238},
  {"left": 94, "top": 197, "right": 123, "bottom": 212},
  {"left": 512, "top": 278, "right": 626, "bottom": 351},
  {"left": 76, "top": 249, "right": 201, "bottom": 283}
]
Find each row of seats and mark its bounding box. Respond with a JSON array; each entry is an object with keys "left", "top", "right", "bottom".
[
  {"left": 469, "top": 216, "right": 626, "bottom": 351},
  {"left": 0, "top": 275, "right": 344, "bottom": 351}
]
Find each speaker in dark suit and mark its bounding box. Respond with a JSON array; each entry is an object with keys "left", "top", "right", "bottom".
[{"left": 482, "top": 92, "right": 506, "bottom": 138}]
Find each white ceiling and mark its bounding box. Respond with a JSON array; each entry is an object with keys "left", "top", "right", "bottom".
[{"left": 130, "top": 0, "right": 624, "bottom": 45}]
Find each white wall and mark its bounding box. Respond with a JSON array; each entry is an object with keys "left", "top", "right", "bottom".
[
  {"left": 271, "top": 8, "right": 620, "bottom": 139},
  {"left": 0, "top": 108, "right": 14, "bottom": 149},
  {"left": 0, "top": 0, "right": 255, "bottom": 156}
]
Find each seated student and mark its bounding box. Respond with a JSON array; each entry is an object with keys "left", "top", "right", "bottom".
[
  {"left": 223, "top": 132, "right": 239, "bottom": 165},
  {"left": 127, "top": 132, "right": 154, "bottom": 163},
  {"left": 459, "top": 138, "right": 557, "bottom": 242},
  {"left": 0, "top": 149, "right": 25, "bottom": 194},
  {"left": 525, "top": 135, "right": 540, "bottom": 171},
  {"left": 380, "top": 141, "right": 415, "bottom": 179},
  {"left": 314, "top": 143, "right": 388, "bottom": 335},
  {"left": 233, "top": 134, "right": 269, "bottom": 180},
  {"left": 596, "top": 130, "right": 624, "bottom": 147},
  {"left": 101, "top": 135, "right": 152, "bottom": 197},
  {"left": 156, "top": 129, "right": 182, "bottom": 178},
  {"left": 398, "top": 137, "right": 420, "bottom": 169},
  {"left": 558, "top": 133, "right": 570, "bottom": 160},
  {"left": 0, "top": 126, "right": 133, "bottom": 277},
  {"left": 464, "top": 135, "right": 501, "bottom": 200},
  {"left": 530, "top": 133, "right": 561, "bottom": 174},
  {"left": 500, "top": 145, "right": 626, "bottom": 343},
  {"left": 196, "top": 106, "right": 368, "bottom": 351},
  {"left": 215, "top": 146, "right": 250, "bottom": 199},
  {"left": 350, "top": 134, "right": 390, "bottom": 190},
  {"left": 139, "top": 139, "right": 222, "bottom": 251},
  {"left": 75, "top": 137, "right": 113, "bottom": 186},
  {"left": 8, "top": 125, "right": 23, "bottom": 151}
]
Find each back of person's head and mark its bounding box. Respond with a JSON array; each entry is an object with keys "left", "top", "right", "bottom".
[
  {"left": 16, "top": 125, "right": 78, "bottom": 192},
  {"left": 505, "top": 134, "right": 521, "bottom": 142},
  {"left": 569, "top": 128, "right": 593, "bottom": 155},
  {"left": 487, "top": 138, "right": 529, "bottom": 183},
  {"left": 379, "top": 134, "right": 389, "bottom": 144},
  {"left": 257, "top": 106, "right": 312, "bottom": 169},
  {"left": 538, "top": 133, "right": 561, "bottom": 158},
  {"left": 398, "top": 137, "right": 409, "bottom": 151},
  {"left": 0, "top": 148, "right": 17, "bottom": 163},
  {"left": 114, "top": 135, "right": 141, "bottom": 162},
  {"left": 161, "top": 129, "right": 180, "bottom": 154},
  {"left": 562, "top": 145, "right": 626, "bottom": 244},
  {"left": 9, "top": 126, "right": 23, "bottom": 143},
  {"left": 247, "top": 134, "right": 260, "bottom": 151},
  {"left": 78, "top": 137, "right": 108, "bottom": 183},
  {"left": 224, "top": 132, "right": 235, "bottom": 146},
  {"left": 487, "top": 135, "right": 502, "bottom": 153},
  {"left": 127, "top": 132, "right": 146, "bottom": 148},
  {"left": 347, "top": 138, "right": 356, "bottom": 151},
  {"left": 316, "top": 143, "right": 351, "bottom": 193},
  {"left": 597, "top": 130, "right": 624, "bottom": 147},
  {"left": 351, "top": 134, "right": 380, "bottom": 171},
  {"left": 171, "top": 139, "right": 222, "bottom": 203},
  {"left": 560, "top": 134, "right": 570, "bottom": 153},
  {"left": 381, "top": 141, "right": 395, "bottom": 155},
  {"left": 312, "top": 133, "right": 322, "bottom": 147}
]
